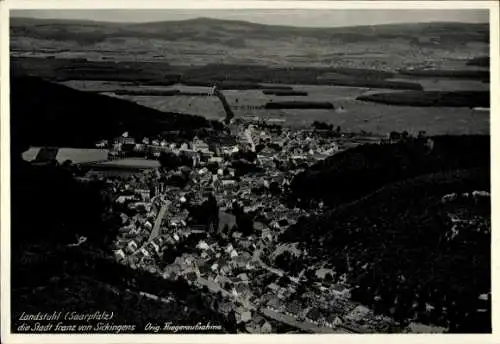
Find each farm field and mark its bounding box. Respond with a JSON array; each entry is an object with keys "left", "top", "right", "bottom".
[
  {"left": 222, "top": 84, "right": 371, "bottom": 109},
  {"left": 222, "top": 84, "right": 489, "bottom": 135},
  {"left": 224, "top": 104, "right": 489, "bottom": 135},
  {"left": 61, "top": 80, "right": 489, "bottom": 135},
  {"left": 106, "top": 93, "right": 226, "bottom": 120},
  {"left": 60, "top": 80, "right": 214, "bottom": 94}
]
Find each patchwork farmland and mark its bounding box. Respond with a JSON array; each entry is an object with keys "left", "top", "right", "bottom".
[{"left": 59, "top": 79, "right": 489, "bottom": 136}]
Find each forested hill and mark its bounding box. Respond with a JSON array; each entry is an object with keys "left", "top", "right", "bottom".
[
  {"left": 10, "top": 17, "right": 489, "bottom": 46},
  {"left": 282, "top": 167, "right": 490, "bottom": 332},
  {"left": 10, "top": 77, "right": 212, "bottom": 151},
  {"left": 289, "top": 135, "right": 490, "bottom": 207}
]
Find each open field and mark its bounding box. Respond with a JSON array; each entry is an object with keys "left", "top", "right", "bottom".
[
  {"left": 108, "top": 94, "right": 226, "bottom": 120},
  {"left": 225, "top": 104, "right": 488, "bottom": 135},
  {"left": 221, "top": 84, "right": 489, "bottom": 135},
  {"left": 56, "top": 79, "right": 489, "bottom": 135},
  {"left": 222, "top": 85, "right": 370, "bottom": 108}
]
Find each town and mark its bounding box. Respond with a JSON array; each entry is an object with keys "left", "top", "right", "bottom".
[{"left": 72, "top": 119, "right": 397, "bottom": 334}]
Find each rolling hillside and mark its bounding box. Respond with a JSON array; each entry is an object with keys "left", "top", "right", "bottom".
[
  {"left": 10, "top": 17, "right": 489, "bottom": 45},
  {"left": 10, "top": 17, "right": 489, "bottom": 68}
]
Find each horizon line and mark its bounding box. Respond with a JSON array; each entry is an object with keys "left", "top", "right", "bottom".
[{"left": 9, "top": 15, "right": 490, "bottom": 30}]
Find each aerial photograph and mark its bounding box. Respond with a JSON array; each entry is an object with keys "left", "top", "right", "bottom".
[{"left": 8, "top": 8, "right": 491, "bottom": 335}]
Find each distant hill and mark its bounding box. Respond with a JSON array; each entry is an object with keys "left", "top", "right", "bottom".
[
  {"left": 10, "top": 77, "right": 211, "bottom": 153},
  {"left": 10, "top": 17, "right": 489, "bottom": 44},
  {"left": 10, "top": 17, "right": 489, "bottom": 68}
]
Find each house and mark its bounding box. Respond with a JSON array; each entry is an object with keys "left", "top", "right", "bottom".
[
  {"left": 306, "top": 308, "right": 322, "bottom": 324},
  {"left": 116, "top": 195, "right": 136, "bottom": 204},
  {"left": 140, "top": 247, "right": 150, "bottom": 257},
  {"left": 229, "top": 250, "right": 238, "bottom": 258},
  {"left": 114, "top": 249, "right": 126, "bottom": 261},
  {"left": 237, "top": 273, "right": 249, "bottom": 283},
  {"left": 127, "top": 240, "right": 138, "bottom": 252},
  {"left": 150, "top": 241, "right": 160, "bottom": 254},
  {"left": 222, "top": 179, "right": 236, "bottom": 187},
  {"left": 266, "top": 296, "right": 281, "bottom": 310},
  {"left": 325, "top": 314, "right": 343, "bottom": 328},
  {"left": 199, "top": 264, "right": 212, "bottom": 276},
  {"left": 267, "top": 283, "right": 280, "bottom": 293},
  {"left": 254, "top": 221, "right": 266, "bottom": 231},
  {"left": 260, "top": 321, "right": 272, "bottom": 333},
  {"left": 209, "top": 157, "right": 223, "bottom": 164},
  {"left": 345, "top": 305, "right": 371, "bottom": 322},
  {"left": 234, "top": 283, "right": 252, "bottom": 300},
  {"left": 144, "top": 221, "right": 153, "bottom": 231},
  {"left": 286, "top": 300, "right": 302, "bottom": 316},
  {"left": 277, "top": 287, "right": 288, "bottom": 299},
  {"left": 225, "top": 244, "right": 235, "bottom": 254},
  {"left": 331, "top": 285, "right": 351, "bottom": 298},
  {"left": 185, "top": 271, "right": 198, "bottom": 283},
  {"left": 120, "top": 213, "right": 130, "bottom": 224},
  {"left": 196, "top": 240, "right": 210, "bottom": 251},
  {"left": 236, "top": 310, "right": 252, "bottom": 324}
]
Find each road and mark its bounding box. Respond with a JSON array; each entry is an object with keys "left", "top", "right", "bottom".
[{"left": 148, "top": 202, "right": 169, "bottom": 242}]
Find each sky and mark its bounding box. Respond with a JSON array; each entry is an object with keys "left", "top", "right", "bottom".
[{"left": 11, "top": 9, "right": 489, "bottom": 27}]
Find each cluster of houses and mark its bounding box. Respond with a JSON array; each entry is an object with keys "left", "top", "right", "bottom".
[
  {"left": 99, "top": 120, "right": 401, "bottom": 333},
  {"left": 97, "top": 133, "right": 217, "bottom": 161}
]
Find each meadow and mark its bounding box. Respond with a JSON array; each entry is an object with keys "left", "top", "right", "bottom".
[{"left": 109, "top": 93, "right": 226, "bottom": 120}]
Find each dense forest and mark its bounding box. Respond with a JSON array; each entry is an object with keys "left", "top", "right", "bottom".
[
  {"left": 357, "top": 91, "right": 489, "bottom": 107},
  {"left": 290, "top": 135, "right": 490, "bottom": 207},
  {"left": 282, "top": 168, "right": 490, "bottom": 332},
  {"left": 283, "top": 135, "right": 490, "bottom": 332}
]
